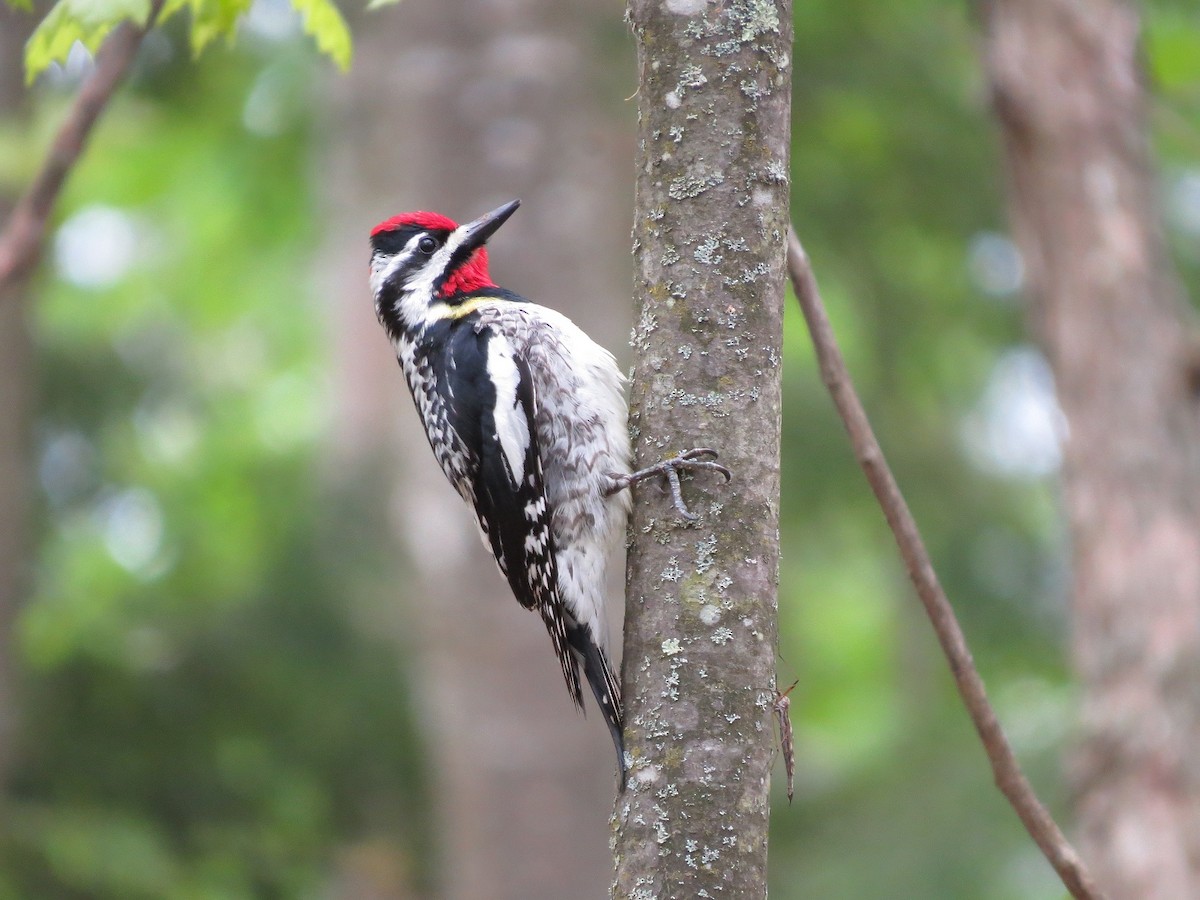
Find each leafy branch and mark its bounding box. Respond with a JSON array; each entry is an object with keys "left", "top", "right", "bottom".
[
  {"left": 786, "top": 226, "right": 1104, "bottom": 900},
  {"left": 18, "top": 0, "right": 354, "bottom": 83},
  {"left": 0, "top": 0, "right": 385, "bottom": 294},
  {"left": 0, "top": 0, "right": 164, "bottom": 289}
]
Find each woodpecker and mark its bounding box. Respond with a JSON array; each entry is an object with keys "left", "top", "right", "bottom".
[{"left": 369, "top": 199, "right": 729, "bottom": 789}]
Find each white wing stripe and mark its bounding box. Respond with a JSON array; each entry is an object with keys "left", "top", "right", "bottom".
[{"left": 485, "top": 333, "right": 530, "bottom": 489}]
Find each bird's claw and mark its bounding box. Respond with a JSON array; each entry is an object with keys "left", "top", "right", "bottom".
[
  {"left": 672, "top": 448, "right": 732, "bottom": 483},
  {"left": 640, "top": 448, "right": 733, "bottom": 521}
]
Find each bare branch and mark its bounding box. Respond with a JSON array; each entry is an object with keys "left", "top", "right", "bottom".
[
  {"left": 786, "top": 226, "right": 1104, "bottom": 900},
  {"left": 0, "top": 0, "right": 164, "bottom": 291}
]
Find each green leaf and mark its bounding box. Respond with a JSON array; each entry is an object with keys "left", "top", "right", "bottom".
[
  {"left": 1145, "top": 11, "right": 1200, "bottom": 91},
  {"left": 24, "top": 0, "right": 151, "bottom": 84},
  {"left": 289, "top": 0, "right": 352, "bottom": 70},
  {"left": 4, "top": 0, "right": 33, "bottom": 13},
  {"left": 169, "top": 0, "right": 253, "bottom": 57}
]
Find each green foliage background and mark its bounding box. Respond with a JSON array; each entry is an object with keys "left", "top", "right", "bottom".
[
  {"left": 0, "top": 0, "right": 1197, "bottom": 897},
  {"left": 3, "top": 16, "right": 430, "bottom": 897}
]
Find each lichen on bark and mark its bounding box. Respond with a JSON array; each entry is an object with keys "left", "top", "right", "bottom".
[{"left": 612, "top": 2, "right": 792, "bottom": 897}]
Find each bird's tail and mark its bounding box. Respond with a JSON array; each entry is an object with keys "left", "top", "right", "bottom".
[{"left": 567, "top": 622, "right": 628, "bottom": 791}]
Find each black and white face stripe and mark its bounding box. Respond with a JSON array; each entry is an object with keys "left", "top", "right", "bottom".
[
  {"left": 370, "top": 227, "right": 450, "bottom": 295},
  {"left": 371, "top": 225, "right": 441, "bottom": 258},
  {"left": 370, "top": 222, "right": 487, "bottom": 336}
]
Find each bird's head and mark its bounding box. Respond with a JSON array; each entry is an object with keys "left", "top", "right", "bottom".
[{"left": 369, "top": 199, "right": 520, "bottom": 335}]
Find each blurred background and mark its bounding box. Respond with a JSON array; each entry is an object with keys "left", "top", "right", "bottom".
[{"left": 0, "top": 0, "right": 1197, "bottom": 897}]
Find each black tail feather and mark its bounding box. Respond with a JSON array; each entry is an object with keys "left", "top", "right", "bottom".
[{"left": 566, "top": 621, "right": 627, "bottom": 791}]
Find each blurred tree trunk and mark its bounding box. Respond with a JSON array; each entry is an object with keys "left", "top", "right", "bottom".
[
  {"left": 983, "top": 1, "right": 1200, "bottom": 896},
  {"left": 612, "top": 1, "right": 790, "bottom": 896},
  {"left": 317, "top": 2, "right": 633, "bottom": 898},
  {"left": 0, "top": 6, "right": 35, "bottom": 792}
]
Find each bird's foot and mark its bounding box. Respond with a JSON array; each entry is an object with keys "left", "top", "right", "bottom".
[{"left": 606, "top": 448, "right": 732, "bottom": 521}]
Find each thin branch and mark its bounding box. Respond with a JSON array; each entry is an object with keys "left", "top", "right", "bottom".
[
  {"left": 786, "top": 227, "right": 1104, "bottom": 900},
  {"left": 0, "top": 0, "right": 164, "bottom": 291}
]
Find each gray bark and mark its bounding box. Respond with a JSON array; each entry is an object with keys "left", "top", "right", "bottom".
[
  {"left": 318, "top": 2, "right": 633, "bottom": 897},
  {"left": 983, "top": 1, "right": 1200, "bottom": 896},
  {"left": 612, "top": 2, "right": 791, "bottom": 897}
]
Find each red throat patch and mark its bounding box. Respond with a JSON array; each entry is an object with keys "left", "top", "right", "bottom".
[{"left": 439, "top": 248, "right": 495, "bottom": 298}]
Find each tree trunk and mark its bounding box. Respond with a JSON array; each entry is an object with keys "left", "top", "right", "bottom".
[
  {"left": 983, "top": 2, "right": 1200, "bottom": 896},
  {"left": 317, "top": 3, "right": 633, "bottom": 897},
  {"left": 0, "top": 5, "right": 36, "bottom": 794},
  {"left": 612, "top": 2, "right": 791, "bottom": 897}
]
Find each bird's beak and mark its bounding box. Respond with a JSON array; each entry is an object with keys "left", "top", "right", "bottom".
[{"left": 456, "top": 199, "right": 520, "bottom": 254}]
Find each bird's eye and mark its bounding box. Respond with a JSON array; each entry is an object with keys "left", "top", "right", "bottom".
[{"left": 418, "top": 236, "right": 437, "bottom": 254}]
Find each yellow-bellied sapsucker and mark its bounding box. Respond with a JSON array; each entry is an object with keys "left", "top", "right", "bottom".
[{"left": 369, "top": 200, "right": 729, "bottom": 789}]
